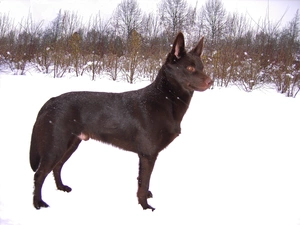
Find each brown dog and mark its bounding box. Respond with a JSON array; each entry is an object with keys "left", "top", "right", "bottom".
[{"left": 30, "top": 32, "right": 213, "bottom": 211}]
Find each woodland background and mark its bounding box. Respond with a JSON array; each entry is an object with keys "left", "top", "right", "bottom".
[{"left": 0, "top": 0, "right": 299, "bottom": 97}]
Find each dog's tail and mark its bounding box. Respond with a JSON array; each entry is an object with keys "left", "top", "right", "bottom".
[{"left": 30, "top": 129, "right": 40, "bottom": 172}]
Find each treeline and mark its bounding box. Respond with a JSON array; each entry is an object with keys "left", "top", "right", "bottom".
[{"left": 0, "top": 0, "right": 299, "bottom": 97}]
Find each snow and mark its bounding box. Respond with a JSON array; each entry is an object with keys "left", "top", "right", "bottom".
[{"left": 1, "top": 73, "right": 300, "bottom": 225}]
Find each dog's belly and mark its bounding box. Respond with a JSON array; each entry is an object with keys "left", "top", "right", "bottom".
[{"left": 76, "top": 124, "right": 180, "bottom": 154}]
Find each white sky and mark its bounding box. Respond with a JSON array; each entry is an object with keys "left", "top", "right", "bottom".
[{"left": 0, "top": 0, "right": 299, "bottom": 27}]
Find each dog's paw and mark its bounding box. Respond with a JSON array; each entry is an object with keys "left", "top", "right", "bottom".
[
  {"left": 57, "top": 185, "right": 72, "bottom": 193},
  {"left": 139, "top": 198, "right": 155, "bottom": 211},
  {"left": 34, "top": 199, "right": 49, "bottom": 210},
  {"left": 142, "top": 203, "right": 155, "bottom": 211}
]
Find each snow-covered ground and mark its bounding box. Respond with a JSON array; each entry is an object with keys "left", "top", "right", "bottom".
[{"left": 1, "top": 73, "right": 300, "bottom": 225}]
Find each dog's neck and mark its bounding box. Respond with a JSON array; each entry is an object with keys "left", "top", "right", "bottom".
[
  {"left": 150, "top": 65, "right": 193, "bottom": 121},
  {"left": 154, "top": 65, "right": 193, "bottom": 102}
]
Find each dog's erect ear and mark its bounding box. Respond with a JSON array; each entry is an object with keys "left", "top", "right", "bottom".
[
  {"left": 171, "top": 32, "right": 186, "bottom": 59},
  {"left": 190, "top": 37, "right": 204, "bottom": 57}
]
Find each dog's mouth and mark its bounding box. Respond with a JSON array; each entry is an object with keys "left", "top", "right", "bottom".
[{"left": 189, "top": 78, "right": 213, "bottom": 92}]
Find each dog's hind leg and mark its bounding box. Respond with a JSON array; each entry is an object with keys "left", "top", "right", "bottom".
[
  {"left": 33, "top": 151, "right": 66, "bottom": 209},
  {"left": 33, "top": 167, "right": 52, "bottom": 209},
  {"left": 33, "top": 135, "right": 75, "bottom": 209},
  {"left": 137, "top": 153, "right": 158, "bottom": 211},
  {"left": 53, "top": 137, "right": 81, "bottom": 192}
]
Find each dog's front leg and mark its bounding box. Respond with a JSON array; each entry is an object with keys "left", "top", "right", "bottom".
[{"left": 137, "top": 153, "right": 157, "bottom": 211}]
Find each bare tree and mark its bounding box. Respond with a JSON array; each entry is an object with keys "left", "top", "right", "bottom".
[
  {"left": 225, "top": 12, "right": 250, "bottom": 40},
  {"left": 48, "top": 10, "right": 84, "bottom": 78},
  {"left": 115, "top": 0, "right": 142, "bottom": 41},
  {"left": 141, "top": 13, "right": 160, "bottom": 40},
  {"left": 123, "top": 29, "right": 142, "bottom": 83},
  {"left": 200, "top": 0, "right": 226, "bottom": 46},
  {"left": 10, "top": 14, "right": 44, "bottom": 74},
  {"left": 68, "top": 31, "right": 83, "bottom": 77},
  {"left": 159, "top": 0, "right": 196, "bottom": 40},
  {"left": 105, "top": 36, "right": 123, "bottom": 81},
  {"left": 113, "top": 0, "right": 143, "bottom": 83},
  {"left": 139, "top": 13, "right": 165, "bottom": 81},
  {"left": 37, "top": 28, "right": 53, "bottom": 73},
  {"left": 0, "top": 13, "right": 15, "bottom": 67},
  {"left": 83, "top": 12, "right": 112, "bottom": 80},
  {"left": 270, "top": 10, "right": 300, "bottom": 97}
]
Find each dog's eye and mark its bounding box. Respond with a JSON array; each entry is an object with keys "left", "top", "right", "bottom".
[{"left": 187, "top": 66, "right": 195, "bottom": 72}]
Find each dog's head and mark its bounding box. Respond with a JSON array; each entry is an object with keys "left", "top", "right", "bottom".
[{"left": 165, "top": 32, "right": 213, "bottom": 92}]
